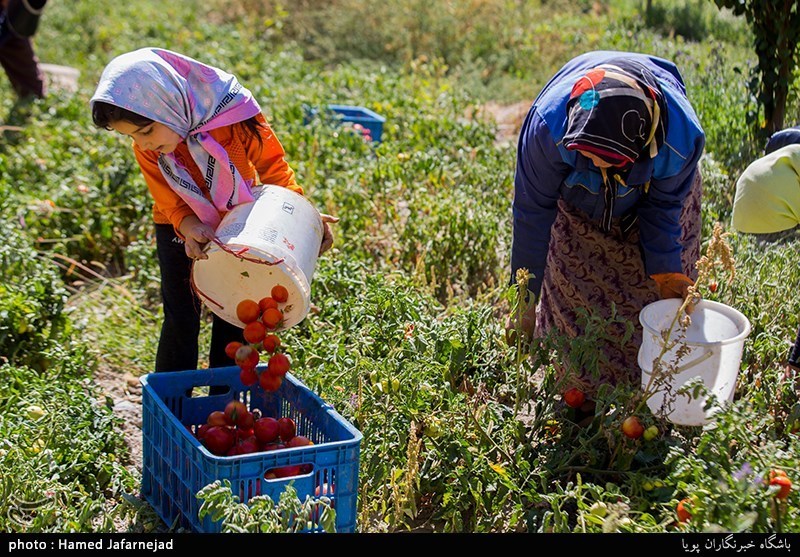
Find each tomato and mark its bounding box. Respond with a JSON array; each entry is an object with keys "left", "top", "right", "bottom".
[
  {"left": 262, "top": 442, "right": 285, "bottom": 452},
  {"left": 253, "top": 417, "right": 280, "bottom": 444},
  {"left": 237, "top": 436, "right": 261, "bottom": 455},
  {"left": 268, "top": 353, "right": 291, "bottom": 377},
  {"left": 259, "top": 372, "right": 282, "bottom": 392},
  {"left": 676, "top": 497, "right": 692, "bottom": 523},
  {"left": 234, "top": 345, "right": 259, "bottom": 369},
  {"left": 278, "top": 416, "right": 297, "bottom": 442},
  {"left": 315, "top": 482, "right": 335, "bottom": 497},
  {"left": 224, "top": 400, "right": 248, "bottom": 426},
  {"left": 588, "top": 502, "right": 607, "bottom": 518},
  {"left": 262, "top": 334, "right": 281, "bottom": 353},
  {"left": 563, "top": 388, "right": 585, "bottom": 409},
  {"left": 243, "top": 321, "right": 267, "bottom": 344},
  {"left": 239, "top": 366, "right": 258, "bottom": 386},
  {"left": 770, "top": 474, "right": 792, "bottom": 500},
  {"left": 258, "top": 296, "right": 279, "bottom": 312},
  {"left": 286, "top": 435, "right": 313, "bottom": 447},
  {"left": 203, "top": 426, "right": 235, "bottom": 456},
  {"left": 236, "top": 299, "right": 261, "bottom": 324},
  {"left": 196, "top": 423, "right": 212, "bottom": 440},
  {"left": 621, "top": 416, "right": 644, "bottom": 439},
  {"left": 271, "top": 284, "right": 289, "bottom": 304},
  {"left": 709, "top": 281, "right": 718, "bottom": 293},
  {"left": 271, "top": 465, "right": 301, "bottom": 478},
  {"left": 225, "top": 341, "right": 243, "bottom": 360},
  {"left": 207, "top": 410, "right": 228, "bottom": 427},
  {"left": 643, "top": 425, "right": 659, "bottom": 441},
  {"left": 770, "top": 469, "right": 788, "bottom": 480},
  {"left": 261, "top": 307, "right": 283, "bottom": 330},
  {"left": 236, "top": 410, "right": 255, "bottom": 430}
]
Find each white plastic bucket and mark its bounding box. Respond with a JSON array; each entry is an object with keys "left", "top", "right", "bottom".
[
  {"left": 638, "top": 298, "right": 751, "bottom": 426},
  {"left": 192, "top": 185, "right": 324, "bottom": 329},
  {"left": 39, "top": 64, "right": 80, "bottom": 94}
]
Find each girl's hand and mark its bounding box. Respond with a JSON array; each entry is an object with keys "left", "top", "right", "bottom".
[
  {"left": 179, "top": 216, "right": 215, "bottom": 260},
  {"left": 319, "top": 214, "right": 340, "bottom": 254}
]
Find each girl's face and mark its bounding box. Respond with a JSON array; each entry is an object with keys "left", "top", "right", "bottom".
[{"left": 110, "top": 120, "right": 183, "bottom": 153}]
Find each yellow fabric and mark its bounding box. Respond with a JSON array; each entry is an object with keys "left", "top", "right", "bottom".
[{"left": 732, "top": 144, "right": 800, "bottom": 233}]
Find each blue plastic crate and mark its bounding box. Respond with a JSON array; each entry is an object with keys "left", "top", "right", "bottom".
[
  {"left": 327, "top": 104, "right": 385, "bottom": 143},
  {"left": 304, "top": 104, "right": 386, "bottom": 143},
  {"left": 140, "top": 366, "right": 362, "bottom": 533}
]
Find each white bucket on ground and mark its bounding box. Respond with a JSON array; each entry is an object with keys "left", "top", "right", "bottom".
[
  {"left": 638, "top": 298, "right": 751, "bottom": 426},
  {"left": 192, "top": 185, "right": 323, "bottom": 329},
  {"left": 39, "top": 64, "right": 80, "bottom": 93}
]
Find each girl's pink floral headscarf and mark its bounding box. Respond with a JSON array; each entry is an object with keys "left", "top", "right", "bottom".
[{"left": 90, "top": 47, "right": 261, "bottom": 228}]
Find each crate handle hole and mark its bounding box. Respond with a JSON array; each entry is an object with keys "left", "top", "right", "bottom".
[
  {"left": 264, "top": 463, "right": 314, "bottom": 480},
  {"left": 185, "top": 385, "right": 231, "bottom": 398}
]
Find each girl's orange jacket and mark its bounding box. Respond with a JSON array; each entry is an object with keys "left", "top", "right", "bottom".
[{"left": 133, "top": 113, "right": 302, "bottom": 233}]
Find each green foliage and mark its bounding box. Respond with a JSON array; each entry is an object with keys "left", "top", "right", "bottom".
[
  {"left": 641, "top": 0, "right": 750, "bottom": 45},
  {"left": 712, "top": 0, "right": 800, "bottom": 135},
  {"left": 0, "top": 214, "right": 71, "bottom": 371},
  {"left": 1, "top": 0, "right": 798, "bottom": 536},
  {"left": 197, "top": 480, "right": 336, "bottom": 533},
  {"left": 0, "top": 363, "right": 136, "bottom": 532}
]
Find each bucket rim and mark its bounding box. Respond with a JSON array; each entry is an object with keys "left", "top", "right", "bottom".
[{"left": 639, "top": 298, "right": 751, "bottom": 347}]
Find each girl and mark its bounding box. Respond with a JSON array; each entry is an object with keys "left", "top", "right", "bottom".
[{"left": 91, "top": 47, "right": 335, "bottom": 373}]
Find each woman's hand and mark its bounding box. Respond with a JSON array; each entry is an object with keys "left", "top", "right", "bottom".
[
  {"left": 651, "top": 272, "right": 698, "bottom": 314},
  {"left": 319, "top": 214, "right": 340, "bottom": 254},
  {"left": 178, "top": 215, "right": 215, "bottom": 260}
]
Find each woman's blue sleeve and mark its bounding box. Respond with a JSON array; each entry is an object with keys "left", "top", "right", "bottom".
[
  {"left": 637, "top": 133, "right": 705, "bottom": 277},
  {"left": 511, "top": 108, "right": 571, "bottom": 297}
]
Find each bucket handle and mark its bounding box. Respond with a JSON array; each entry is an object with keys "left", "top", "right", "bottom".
[{"left": 672, "top": 348, "right": 715, "bottom": 374}]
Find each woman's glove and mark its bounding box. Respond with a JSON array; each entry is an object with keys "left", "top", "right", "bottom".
[{"left": 651, "top": 272, "right": 697, "bottom": 313}]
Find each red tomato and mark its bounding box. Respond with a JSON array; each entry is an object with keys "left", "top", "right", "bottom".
[
  {"left": 259, "top": 372, "right": 282, "bottom": 392},
  {"left": 262, "top": 334, "right": 281, "bottom": 353},
  {"left": 286, "top": 434, "right": 313, "bottom": 448},
  {"left": 203, "top": 426, "right": 235, "bottom": 456},
  {"left": 621, "top": 416, "right": 644, "bottom": 439},
  {"left": 271, "top": 465, "right": 301, "bottom": 478},
  {"left": 709, "top": 281, "right": 718, "bottom": 293},
  {"left": 237, "top": 436, "right": 261, "bottom": 455},
  {"left": 268, "top": 353, "right": 291, "bottom": 377},
  {"left": 258, "top": 297, "right": 279, "bottom": 312},
  {"left": 235, "top": 345, "right": 259, "bottom": 369},
  {"left": 224, "top": 400, "right": 248, "bottom": 426},
  {"left": 770, "top": 474, "right": 792, "bottom": 500},
  {"left": 207, "top": 411, "right": 228, "bottom": 427},
  {"left": 563, "top": 388, "right": 585, "bottom": 409},
  {"left": 196, "top": 423, "right": 212, "bottom": 440},
  {"left": 261, "top": 308, "right": 283, "bottom": 330},
  {"left": 236, "top": 299, "right": 261, "bottom": 324},
  {"left": 271, "top": 284, "right": 289, "bottom": 303},
  {"left": 225, "top": 341, "right": 243, "bottom": 360},
  {"left": 253, "top": 417, "right": 280, "bottom": 444},
  {"left": 239, "top": 366, "right": 258, "bottom": 386},
  {"left": 243, "top": 321, "right": 267, "bottom": 344},
  {"left": 236, "top": 410, "right": 255, "bottom": 430},
  {"left": 278, "top": 416, "right": 297, "bottom": 442}
]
